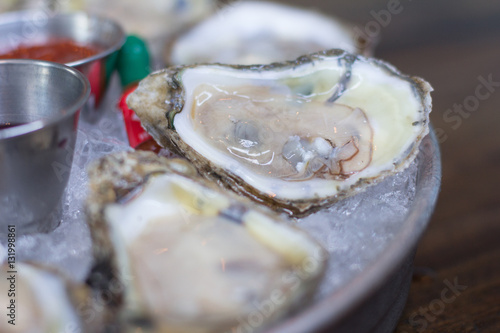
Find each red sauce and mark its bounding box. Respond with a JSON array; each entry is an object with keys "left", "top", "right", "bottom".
[
  {"left": 135, "top": 138, "right": 163, "bottom": 154},
  {"left": 0, "top": 38, "right": 101, "bottom": 63}
]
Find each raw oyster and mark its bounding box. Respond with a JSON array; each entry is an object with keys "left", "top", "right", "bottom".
[
  {"left": 0, "top": 262, "right": 93, "bottom": 332},
  {"left": 85, "top": 0, "right": 216, "bottom": 41},
  {"left": 127, "top": 49, "right": 432, "bottom": 216},
  {"left": 85, "top": 151, "right": 327, "bottom": 332},
  {"left": 168, "top": 1, "right": 373, "bottom": 65}
]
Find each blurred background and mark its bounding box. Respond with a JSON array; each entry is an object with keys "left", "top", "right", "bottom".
[
  {"left": 1, "top": 0, "right": 499, "bottom": 332},
  {"left": 286, "top": 1, "right": 500, "bottom": 332}
]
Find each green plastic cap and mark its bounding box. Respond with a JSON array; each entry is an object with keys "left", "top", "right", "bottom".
[{"left": 116, "top": 35, "right": 151, "bottom": 88}]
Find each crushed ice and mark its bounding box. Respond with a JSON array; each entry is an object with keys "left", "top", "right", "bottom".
[
  {"left": 0, "top": 82, "right": 131, "bottom": 281},
  {"left": 297, "top": 160, "right": 417, "bottom": 299},
  {"left": 0, "top": 80, "right": 419, "bottom": 299}
]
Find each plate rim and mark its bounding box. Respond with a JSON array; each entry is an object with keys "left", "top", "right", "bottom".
[{"left": 268, "top": 127, "right": 442, "bottom": 333}]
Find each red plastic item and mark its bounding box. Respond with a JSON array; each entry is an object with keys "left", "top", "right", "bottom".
[{"left": 118, "top": 85, "right": 152, "bottom": 148}]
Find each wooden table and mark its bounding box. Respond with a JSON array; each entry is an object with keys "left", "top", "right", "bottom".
[
  {"left": 280, "top": 0, "right": 500, "bottom": 331},
  {"left": 384, "top": 31, "right": 500, "bottom": 333},
  {"left": 379, "top": 8, "right": 500, "bottom": 333}
]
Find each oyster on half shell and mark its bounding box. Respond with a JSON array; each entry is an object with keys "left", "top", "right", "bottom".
[
  {"left": 127, "top": 49, "right": 432, "bottom": 216},
  {"left": 85, "top": 151, "right": 327, "bottom": 332},
  {"left": 0, "top": 262, "right": 96, "bottom": 333},
  {"left": 168, "top": 1, "right": 373, "bottom": 65}
]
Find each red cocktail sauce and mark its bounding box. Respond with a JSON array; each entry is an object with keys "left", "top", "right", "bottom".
[{"left": 0, "top": 38, "right": 101, "bottom": 63}]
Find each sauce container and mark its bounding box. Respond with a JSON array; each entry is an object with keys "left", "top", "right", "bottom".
[
  {"left": 0, "top": 59, "right": 90, "bottom": 235},
  {"left": 0, "top": 11, "right": 125, "bottom": 119}
]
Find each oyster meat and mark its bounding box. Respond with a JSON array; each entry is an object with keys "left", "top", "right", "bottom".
[
  {"left": 85, "top": 151, "right": 327, "bottom": 332},
  {"left": 86, "top": 0, "right": 216, "bottom": 40},
  {"left": 0, "top": 262, "right": 93, "bottom": 333},
  {"left": 168, "top": 1, "right": 372, "bottom": 65},
  {"left": 128, "top": 49, "right": 432, "bottom": 216}
]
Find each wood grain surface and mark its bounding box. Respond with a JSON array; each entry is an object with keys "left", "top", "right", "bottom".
[
  {"left": 383, "top": 36, "right": 500, "bottom": 333},
  {"left": 380, "top": 6, "right": 500, "bottom": 332},
  {"left": 279, "top": 0, "right": 500, "bottom": 332}
]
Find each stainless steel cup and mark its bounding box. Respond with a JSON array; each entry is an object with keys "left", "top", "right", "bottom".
[
  {"left": 0, "top": 11, "right": 125, "bottom": 120},
  {"left": 0, "top": 59, "right": 90, "bottom": 235}
]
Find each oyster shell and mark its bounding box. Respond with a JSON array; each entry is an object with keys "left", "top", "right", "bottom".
[
  {"left": 0, "top": 262, "right": 94, "bottom": 332},
  {"left": 127, "top": 49, "right": 432, "bottom": 216},
  {"left": 168, "top": 1, "right": 373, "bottom": 65},
  {"left": 85, "top": 0, "right": 216, "bottom": 41},
  {"left": 85, "top": 151, "right": 327, "bottom": 332}
]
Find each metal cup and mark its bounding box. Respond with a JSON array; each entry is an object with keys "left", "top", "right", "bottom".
[
  {"left": 0, "top": 59, "right": 90, "bottom": 235},
  {"left": 0, "top": 11, "right": 126, "bottom": 120}
]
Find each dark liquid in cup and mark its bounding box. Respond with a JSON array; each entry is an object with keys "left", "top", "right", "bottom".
[{"left": 0, "top": 122, "right": 24, "bottom": 130}]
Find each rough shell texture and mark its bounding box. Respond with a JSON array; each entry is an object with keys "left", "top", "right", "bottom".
[
  {"left": 127, "top": 49, "right": 432, "bottom": 217},
  {"left": 85, "top": 150, "right": 327, "bottom": 332},
  {"left": 85, "top": 151, "right": 200, "bottom": 330},
  {"left": 0, "top": 262, "right": 101, "bottom": 333}
]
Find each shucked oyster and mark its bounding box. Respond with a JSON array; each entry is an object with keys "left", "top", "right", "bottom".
[
  {"left": 168, "top": 1, "right": 372, "bottom": 66},
  {"left": 85, "top": 151, "right": 326, "bottom": 332},
  {"left": 128, "top": 49, "right": 432, "bottom": 216},
  {"left": 0, "top": 262, "right": 93, "bottom": 332}
]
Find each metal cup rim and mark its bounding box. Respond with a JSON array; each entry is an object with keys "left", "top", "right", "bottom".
[
  {"left": 0, "top": 59, "right": 90, "bottom": 140},
  {"left": 0, "top": 10, "right": 126, "bottom": 67}
]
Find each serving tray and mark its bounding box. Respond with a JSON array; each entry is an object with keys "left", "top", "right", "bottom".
[{"left": 0, "top": 77, "right": 440, "bottom": 333}]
